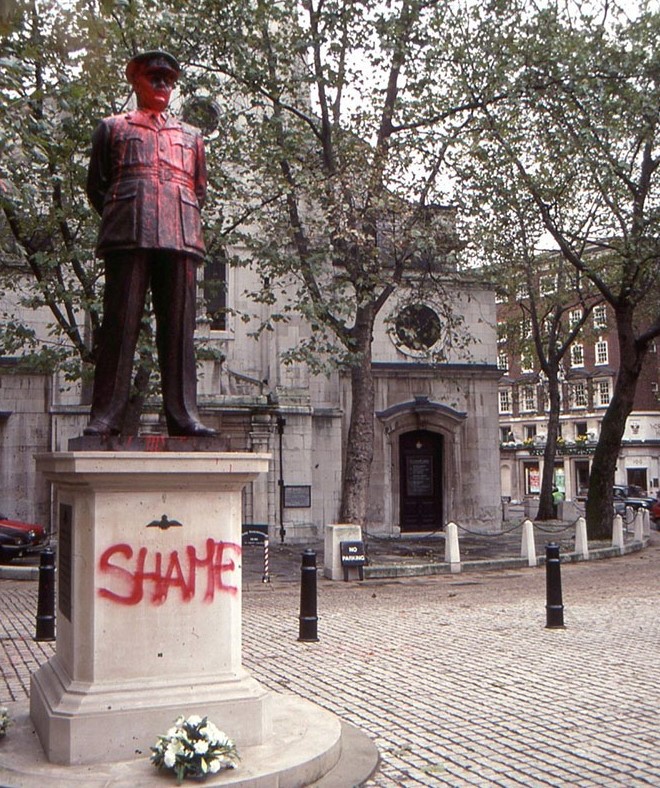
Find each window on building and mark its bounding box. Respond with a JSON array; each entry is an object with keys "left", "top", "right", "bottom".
[
  {"left": 204, "top": 253, "right": 227, "bottom": 331},
  {"left": 569, "top": 309, "right": 581, "bottom": 328},
  {"left": 593, "top": 304, "right": 607, "bottom": 329},
  {"left": 575, "top": 421, "right": 588, "bottom": 437},
  {"left": 575, "top": 459, "right": 590, "bottom": 497},
  {"left": 544, "top": 386, "right": 561, "bottom": 412},
  {"left": 596, "top": 379, "right": 611, "bottom": 407},
  {"left": 524, "top": 462, "right": 541, "bottom": 494},
  {"left": 540, "top": 274, "right": 557, "bottom": 296},
  {"left": 595, "top": 340, "right": 608, "bottom": 365},
  {"left": 499, "top": 389, "right": 512, "bottom": 413},
  {"left": 516, "top": 282, "right": 529, "bottom": 300},
  {"left": 394, "top": 304, "right": 443, "bottom": 351},
  {"left": 520, "top": 354, "right": 534, "bottom": 373},
  {"left": 651, "top": 382, "right": 659, "bottom": 396},
  {"left": 521, "top": 385, "right": 536, "bottom": 412},
  {"left": 524, "top": 424, "right": 537, "bottom": 441},
  {"left": 521, "top": 318, "right": 532, "bottom": 340},
  {"left": 498, "top": 352, "right": 509, "bottom": 373},
  {"left": 570, "top": 343, "right": 584, "bottom": 367},
  {"left": 572, "top": 382, "right": 587, "bottom": 408},
  {"left": 500, "top": 426, "right": 514, "bottom": 442}
]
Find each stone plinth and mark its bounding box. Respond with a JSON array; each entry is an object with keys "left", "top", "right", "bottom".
[
  {"left": 324, "top": 523, "right": 362, "bottom": 580},
  {"left": 31, "top": 451, "right": 271, "bottom": 765}
]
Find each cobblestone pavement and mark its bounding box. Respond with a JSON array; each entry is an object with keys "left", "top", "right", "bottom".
[{"left": 1, "top": 533, "right": 659, "bottom": 787}]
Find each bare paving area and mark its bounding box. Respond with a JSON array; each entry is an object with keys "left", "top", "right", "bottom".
[{"left": 1, "top": 533, "right": 659, "bottom": 786}]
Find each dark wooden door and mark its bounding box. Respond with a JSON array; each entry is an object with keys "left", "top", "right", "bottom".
[{"left": 399, "top": 430, "right": 443, "bottom": 532}]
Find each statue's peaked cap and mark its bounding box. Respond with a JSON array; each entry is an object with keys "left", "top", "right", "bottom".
[{"left": 126, "top": 51, "right": 180, "bottom": 83}]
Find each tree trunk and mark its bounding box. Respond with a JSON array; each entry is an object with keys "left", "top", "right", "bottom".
[
  {"left": 339, "top": 312, "right": 375, "bottom": 526},
  {"left": 536, "top": 368, "right": 561, "bottom": 520},
  {"left": 586, "top": 310, "right": 646, "bottom": 539}
]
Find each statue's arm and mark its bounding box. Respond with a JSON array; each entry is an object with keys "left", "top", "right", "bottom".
[
  {"left": 86, "top": 121, "right": 111, "bottom": 216},
  {"left": 195, "top": 132, "right": 207, "bottom": 210}
]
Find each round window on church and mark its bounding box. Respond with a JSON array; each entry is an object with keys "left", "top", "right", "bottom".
[
  {"left": 181, "top": 97, "right": 221, "bottom": 135},
  {"left": 394, "top": 304, "right": 442, "bottom": 352}
]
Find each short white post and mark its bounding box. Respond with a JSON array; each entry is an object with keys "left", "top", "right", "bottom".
[
  {"left": 642, "top": 508, "right": 651, "bottom": 538},
  {"left": 624, "top": 505, "right": 634, "bottom": 532},
  {"left": 633, "top": 509, "right": 644, "bottom": 542},
  {"left": 323, "top": 523, "right": 363, "bottom": 580},
  {"left": 444, "top": 522, "right": 461, "bottom": 573},
  {"left": 520, "top": 519, "right": 537, "bottom": 567},
  {"left": 575, "top": 516, "right": 589, "bottom": 559},
  {"left": 612, "top": 513, "right": 625, "bottom": 551}
]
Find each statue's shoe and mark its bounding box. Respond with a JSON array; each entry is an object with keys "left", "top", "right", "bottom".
[{"left": 168, "top": 421, "right": 218, "bottom": 438}]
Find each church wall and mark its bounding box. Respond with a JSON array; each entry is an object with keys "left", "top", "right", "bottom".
[
  {"left": 371, "top": 283, "right": 498, "bottom": 366},
  {"left": 0, "top": 255, "right": 500, "bottom": 542},
  {"left": 0, "top": 372, "right": 52, "bottom": 527},
  {"left": 196, "top": 267, "right": 502, "bottom": 539}
]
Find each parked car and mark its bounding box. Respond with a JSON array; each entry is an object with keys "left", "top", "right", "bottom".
[
  {"left": 651, "top": 498, "right": 660, "bottom": 527},
  {"left": 0, "top": 514, "right": 48, "bottom": 563},
  {"left": 612, "top": 486, "right": 655, "bottom": 516}
]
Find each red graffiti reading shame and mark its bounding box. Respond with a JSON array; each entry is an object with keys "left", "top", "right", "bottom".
[{"left": 97, "top": 538, "right": 241, "bottom": 605}]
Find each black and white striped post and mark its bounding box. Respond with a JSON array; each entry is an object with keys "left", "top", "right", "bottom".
[{"left": 262, "top": 535, "right": 270, "bottom": 583}]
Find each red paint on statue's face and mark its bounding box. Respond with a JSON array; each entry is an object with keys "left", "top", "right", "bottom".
[{"left": 132, "top": 67, "right": 176, "bottom": 113}]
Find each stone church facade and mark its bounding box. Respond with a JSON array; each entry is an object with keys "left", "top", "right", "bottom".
[{"left": 0, "top": 246, "right": 502, "bottom": 541}]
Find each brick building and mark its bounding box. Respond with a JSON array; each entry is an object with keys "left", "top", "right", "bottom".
[{"left": 498, "top": 299, "right": 660, "bottom": 502}]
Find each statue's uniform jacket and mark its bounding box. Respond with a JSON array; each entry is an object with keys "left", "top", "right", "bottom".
[
  {"left": 84, "top": 108, "right": 208, "bottom": 435},
  {"left": 86, "top": 110, "right": 207, "bottom": 259}
]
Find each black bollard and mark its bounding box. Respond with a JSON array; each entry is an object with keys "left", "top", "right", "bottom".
[
  {"left": 35, "top": 547, "right": 56, "bottom": 642},
  {"left": 545, "top": 542, "right": 565, "bottom": 629},
  {"left": 298, "top": 549, "right": 319, "bottom": 642}
]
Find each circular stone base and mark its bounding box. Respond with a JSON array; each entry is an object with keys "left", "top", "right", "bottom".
[{"left": 0, "top": 695, "right": 377, "bottom": 787}]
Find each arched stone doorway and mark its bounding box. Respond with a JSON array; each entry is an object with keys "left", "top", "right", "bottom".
[
  {"left": 399, "top": 429, "right": 444, "bottom": 532},
  {"left": 376, "top": 396, "right": 467, "bottom": 534}
]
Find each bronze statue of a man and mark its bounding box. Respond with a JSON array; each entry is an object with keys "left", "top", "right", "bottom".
[{"left": 85, "top": 50, "right": 215, "bottom": 437}]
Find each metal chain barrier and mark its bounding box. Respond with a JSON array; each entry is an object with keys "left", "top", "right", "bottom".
[
  {"left": 455, "top": 522, "right": 525, "bottom": 537},
  {"left": 362, "top": 509, "right": 637, "bottom": 561},
  {"left": 532, "top": 520, "right": 579, "bottom": 534}
]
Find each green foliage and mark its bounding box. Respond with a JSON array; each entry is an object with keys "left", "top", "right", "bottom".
[
  {"left": 1, "top": 0, "right": 478, "bottom": 384},
  {"left": 448, "top": 0, "right": 659, "bottom": 532},
  {"left": 0, "top": 1, "right": 117, "bottom": 375},
  {"left": 453, "top": 0, "right": 659, "bottom": 319},
  {"left": 164, "top": 0, "right": 472, "bottom": 370}
]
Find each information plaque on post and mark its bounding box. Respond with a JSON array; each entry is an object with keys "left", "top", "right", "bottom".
[{"left": 340, "top": 540, "right": 366, "bottom": 581}]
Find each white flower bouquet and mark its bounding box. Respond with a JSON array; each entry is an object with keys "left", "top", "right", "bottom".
[
  {"left": 0, "top": 707, "right": 10, "bottom": 737},
  {"left": 151, "top": 715, "right": 239, "bottom": 784}
]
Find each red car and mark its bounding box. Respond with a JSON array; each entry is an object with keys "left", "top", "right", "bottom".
[
  {"left": 651, "top": 500, "right": 660, "bottom": 528},
  {"left": 0, "top": 515, "right": 48, "bottom": 563}
]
